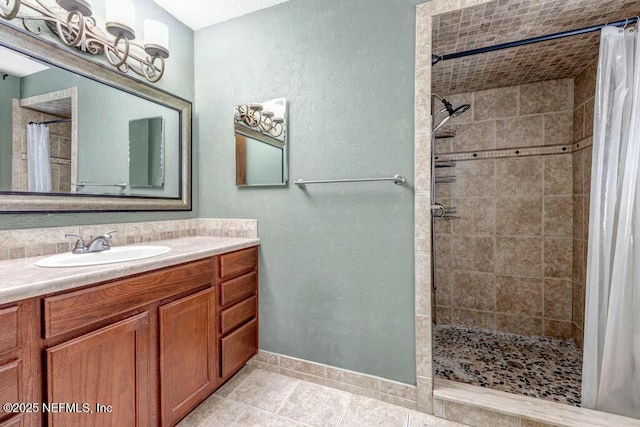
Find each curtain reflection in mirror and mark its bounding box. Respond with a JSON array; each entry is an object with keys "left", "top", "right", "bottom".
[{"left": 26, "top": 123, "right": 52, "bottom": 192}]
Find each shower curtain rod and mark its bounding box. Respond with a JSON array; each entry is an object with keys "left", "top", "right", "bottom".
[
  {"left": 28, "top": 118, "right": 71, "bottom": 125},
  {"left": 432, "top": 17, "right": 638, "bottom": 65}
]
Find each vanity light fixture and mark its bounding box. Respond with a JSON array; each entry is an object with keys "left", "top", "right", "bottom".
[
  {"left": 234, "top": 104, "right": 285, "bottom": 139},
  {"left": 0, "top": 0, "right": 170, "bottom": 82}
]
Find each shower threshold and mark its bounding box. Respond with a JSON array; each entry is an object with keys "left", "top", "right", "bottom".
[{"left": 433, "top": 324, "right": 582, "bottom": 406}]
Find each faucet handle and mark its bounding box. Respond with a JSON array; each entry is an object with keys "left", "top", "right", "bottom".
[
  {"left": 65, "top": 233, "right": 86, "bottom": 253},
  {"left": 102, "top": 230, "right": 117, "bottom": 239}
]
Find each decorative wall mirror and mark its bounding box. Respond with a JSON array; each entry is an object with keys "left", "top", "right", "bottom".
[
  {"left": 234, "top": 98, "right": 287, "bottom": 187},
  {"left": 0, "top": 23, "right": 191, "bottom": 212}
]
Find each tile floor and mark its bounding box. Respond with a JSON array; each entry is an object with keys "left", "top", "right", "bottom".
[
  {"left": 433, "top": 324, "right": 582, "bottom": 406},
  {"left": 178, "top": 366, "right": 466, "bottom": 426}
]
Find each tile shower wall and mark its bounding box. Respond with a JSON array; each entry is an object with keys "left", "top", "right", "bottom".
[
  {"left": 12, "top": 108, "right": 72, "bottom": 193},
  {"left": 434, "top": 79, "right": 574, "bottom": 339},
  {"left": 572, "top": 60, "right": 597, "bottom": 350}
]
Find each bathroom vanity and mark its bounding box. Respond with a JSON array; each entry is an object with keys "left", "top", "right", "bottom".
[{"left": 0, "top": 237, "right": 259, "bottom": 427}]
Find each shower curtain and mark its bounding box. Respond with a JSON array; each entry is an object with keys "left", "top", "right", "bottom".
[
  {"left": 582, "top": 26, "right": 640, "bottom": 418},
  {"left": 26, "top": 123, "right": 52, "bottom": 192}
]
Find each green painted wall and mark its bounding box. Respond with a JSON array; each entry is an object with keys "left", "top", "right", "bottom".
[
  {"left": 195, "top": 0, "right": 419, "bottom": 383},
  {"left": 0, "top": 0, "right": 196, "bottom": 229},
  {"left": 0, "top": 75, "right": 20, "bottom": 190}
]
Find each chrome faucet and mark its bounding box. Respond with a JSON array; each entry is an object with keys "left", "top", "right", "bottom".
[{"left": 65, "top": 231, "right": 116, "bottom": 254}]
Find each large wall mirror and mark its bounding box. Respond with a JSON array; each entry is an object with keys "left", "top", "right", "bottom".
[
  {"left": 0, "top": 24, "right": 191, "bottom": 212},
  {"left": 234, "top": 98, "right": 287, "bottom": 187}
]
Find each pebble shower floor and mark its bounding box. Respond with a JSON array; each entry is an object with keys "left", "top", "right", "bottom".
[{"left": 433, "top": 324, "right": 582, "bottom": 406}]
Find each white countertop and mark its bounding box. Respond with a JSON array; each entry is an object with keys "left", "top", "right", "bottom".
[{"left": 0, "top": 236, "right": 260, "bottom": 305}]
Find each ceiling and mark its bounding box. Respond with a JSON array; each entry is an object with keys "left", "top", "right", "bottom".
[
  {"left": 152, "top": 0, "right": 292, "bottom": 30},
  {"left": 0, "top": 46, "right": 49, "bottom": 77},
  {"left": 431, "top": 0, "right": 640, "bottom": 95}
]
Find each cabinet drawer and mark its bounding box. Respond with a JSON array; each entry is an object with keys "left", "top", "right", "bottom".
[
  {"left": 219, "top": 247, "right": 257, "bottom": 281},
  {"left": 220, "top": 296, "right": 256, "bottom": 335},
  {"left": 0, "top": 306, "right": 19, "bottom": 355},
  {"left": 0, "top": 360, "right": 21, "bottom": 423},
  {"left": 220, "top": 272, "right": 257, "bottom": 307},
  {"left": 221, "top": 318, "right": 257, "bottom": 378},
  {"left": 43, "top": 258, "right": 215, "bottom": 339}
]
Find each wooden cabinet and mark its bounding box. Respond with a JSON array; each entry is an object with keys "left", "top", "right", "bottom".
[
  {"left": 0, "top": 244, "right": 258, "bottom": 427},
  {"left": 159, "top": 288, "right": 217, "bottom": 427},
  {"left": 46, "top": 313, "right": 150, "bottom": 427},
  {"left": 217, "top": 247, "right": 259, "bottom": 380},
  {"left": 0, "top": 305, "right": 24, "bottom": 427}
]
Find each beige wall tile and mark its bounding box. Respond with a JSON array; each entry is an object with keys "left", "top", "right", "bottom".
[
  {"left": 442, "top": 400, "right": 519, "bottom": 427},
  {"left": 495, "top": 276, "right": 542, "bottom": 317},
  {"left": 415, "top": 132, "right": 431, "bottom": 192},
  {"left": 451, "top": 309, "right": 495, "bottom": 330},
  {"left": 520, "top": 418, "right": 561, "bottom": 427},
  {"left": 381, "top": 393, "right": 418, "bottom": 410},
  {"left": 544, "top": 279, "right": 573, "bottom": 321},
  {"left": 572, "top": 239, "right": 584, "bottom": 285},
  {"left": 572, "top": 148, "right": 584, "bottom": 195},
  {"left": 519, "top": 80, "right": 571, "bottom": 115},
  {"left": 573, "top": 195, "right": 584, "bottom": 240},
  {"left": 450, "top": 121, "right": 496, "bottom": 152},
  {"left": 452, "top": 271, "right": 496, "bottom": 311},
  {"left": 496, "top": 237, "right": 542, "bottom": 277},
  {"left": 416, "top": 68, "right": 432, "bottom": 132},
  {"left": 436, "top": 306, "right": 452, "bottom": 324},
  {"left": 496, "top": 196, "right": 542, "bottom": 236},
  {"left": 572, "top": 280, "right": 585, "bottom": 328},
  {"left": 416, "top": 192, "right": 432, "bottom": 254},
  {"left": 573, "top": 106, "right": 585, "bottom": 143},
  {"left": 452, "top": 159, "right": 495, "bottom": 197},
  {"left": 416, "top": 254, "right": 432, "bottom": 317},
  {"left": 415, "top": 5, "right": 432, "bottom": 70},
  {"left": 435, "top": 236, "right": 452, "bottom": 270},
  {"left": 435, "top": 181, "right": 452, "bottom": 199},
  {"left": 496, "top": 116, "right": 543, "bottom": 149},
  {"left": 435, "top": 268, "right": 452, "bottom": 307},
  {"left": 326, "top": 367, "right": 379, "bottom": 391},
  {"left": 474, "top": 86, "right": 518, "bottom": 121},
  {"left": 544, "top": 196, "right": 573, "bottom": 238},
  {"left": 416, "top": 315, "right": 433, "bottom": 378},
  {"left": 495, "top": 314, "right": 543, "bottom": 336},
  {"left": 495, "top": 157, "right": 543, "bottom": 196},
  {"left": 279, "top": 356, "right": 326, "bottom": 377},
  {"left": 543, "top": 154, "right": 573, "bottom": 195},
  {"left": 452, "top": 236, "right": 494, "bottom": 273},
  {"left": 380, "top": 379, "right": 417, "bottom": 401},
  {"left": 574, "top": 59, "right": 597, "bottom": 107},
  {"left": 584, "top": 98, "right": 594, "bottom": 138},
  {"left": 544, "top": 238, "right": 572, "bottom": 279},
  {"left": 583, "top": 147, "right": 593, "bottom": 194},
  {"left": 574, "top": 325, "right": 584, "bottom": 349},
  {"left": 544, "top": 112, "right": 573, "bottom": 146},
  {"left": 452, "top": 198, "right": 496, "bottom": 236},
  {"left": 544, "top": 320, "right": 573, "bottom": 340},
  {"left": 416, "top": 376, "right": 434, "bottom": 414}
]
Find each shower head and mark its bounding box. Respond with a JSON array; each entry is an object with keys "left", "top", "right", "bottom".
[
  {"left": 432, "top": 94, "right": 470, "bottom": 133},
  {"left": 450, "top": 103, "right": 470, "bottom": 118}
]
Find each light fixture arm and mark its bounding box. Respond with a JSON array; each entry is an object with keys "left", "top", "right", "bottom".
[{"left": 0, "top": 0, "right": 168, "bottom": 83}]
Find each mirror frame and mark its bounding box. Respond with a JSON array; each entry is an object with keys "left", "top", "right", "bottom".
[{"left": 0, "top": 22, "right": 191, "bottom": 213}]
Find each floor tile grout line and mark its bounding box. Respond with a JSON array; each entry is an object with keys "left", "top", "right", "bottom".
[
  {"left": 229, "top": 406, "right": 248, "bottom": 427},
  {"left": 336, "top": 393, "right": 353, "bottom": 426},
  {"left": 223, "top": 368, "right": 255, "bottom": 400},
  {"left": 275, "top": 379, "right": 302, "bottom": 415}
]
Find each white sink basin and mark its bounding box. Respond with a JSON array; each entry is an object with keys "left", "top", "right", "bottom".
[{"left": 34, "top": 246, "right": 171, "bottom": 268}]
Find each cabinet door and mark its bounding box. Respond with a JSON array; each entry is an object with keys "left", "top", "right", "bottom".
[
  {"left": 221, "top": 318, "right": 257, "bottom": 378},
  {"left": 0, "top": 360, "right": 21, "bottom": 425},
  {"left": 159, "top": 288, "right": 216, "bottom": 427},
  {"left": 46, "top": 312, "right": 150, "bottom": 427}
]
